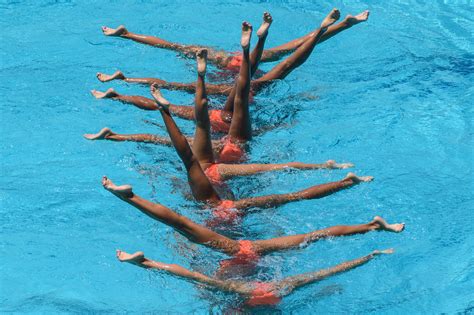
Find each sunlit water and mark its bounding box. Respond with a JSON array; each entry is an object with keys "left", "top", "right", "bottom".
[{"left": 1, "top": 1, "right": 473, "bottom": 313}]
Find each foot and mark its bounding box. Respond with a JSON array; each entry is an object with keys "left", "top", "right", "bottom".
[
  {"left": 325, "top": 160, "right": 354, "bottom": 169},
  {"left": 344, "top": 172, "right": 373, "bottom": 183},
  {"left": 345, "top": 10, "right": 370, "bottom": 26},
  {"left": 372, "top": 216, "right": 405, "bottom": 233},
  {"left": 150, "top": 84, "right": 170, "bottom": 111},
  {"left": 97, "top": 71, "right": 125, "bottom": 82},
  {"left": 320, "top": 8, "right": 340, "bottom": 29},
  {"left": 84, "top": 127, "right": 114, "bottom": 140},
  {"left": 91, "top": 88, "right": 118, "bottom": 99},
  {"left": 102, "top": 176, "right": 133, "bottom": 198},
  {"left": 196, "top": 49, "right": 208, "bottom": 76},
  {"left": 102, "top": 25, "right": 128, "bottom": 36},
  {"left": 257, "top": 12, "right": 273, "bottom": 38},
  {"left": 116, "top": 250, "right": 145, "bottom": 265},
  {"left": 241, "top": 22, "right": 253, "bottom": 50},
  {"left": 373, "top": 248, "right": 394, "bottom": 255}
]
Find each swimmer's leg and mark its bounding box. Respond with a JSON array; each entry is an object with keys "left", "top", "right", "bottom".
[
  {"left": 192, "top": 49, "right": 215, "bottom": 167},
  {"left": 91, "top": 88, "right": 159, "bottom": 110},
  {"left": 84, "top": 127, "right": 173, "bottom": 145},
  {"left": 103, "top": 177, "right": 236, "bottom": 254},
  {"left": 318, "top": 10, "right": 370, "bottom": 44},
  {"left": 96, "top": 70, "right": 232, "bottom": 95},
  {"left": 102, "top": 25, "right": 180, "bottom": 49},
  {"left": 227, "top": 22, "right": 253, "bottom": 141},
  {"left": 83, "top": 128, "right": 224, "bottom": 155},
  {"left": 215, "top": 160, "right": 354, "bottom": 180},
  {"left": 234, "top": 172, "right": 372, "bottom": 209},
  {"left": 222, "top": 12, "right": 272, "bottom": 117},
  {"left": 96, "top": 70, "right": 167, "bottom": 86},
  {"left": 116, "top": 250, "right": 250, "bottom": 294},
  {"left": 91, "top": 88, "right": 195, "bottom": 119},
  {"left": 252, "top": 217, "right": 403, "bottom": 254},
  {"left": 102, "top": 26, "right": 232, "bottom": 68},
  {"left": 254, "top": 8, "right": 340, "bottom": 84},
  {"left": 259, "top": 10, "right": 369, "bottom": 63},
  {"left": 150, "top": 85, "right": 221, "bottom": 203},
  {"left": 276, "top": 249, "right": 393, "bottom": 296}
]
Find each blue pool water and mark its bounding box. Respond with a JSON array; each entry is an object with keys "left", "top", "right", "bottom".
[{"left": 1, "top": 0, "right": 473, "bottom": 313}]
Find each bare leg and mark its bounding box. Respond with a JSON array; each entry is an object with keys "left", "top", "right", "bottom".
[
  {"left": 216, "top": 160, "right": 353, "bottom": 180},
  {"left": 83, "top": 127, "right": 171, "bottom": 145},
  {"left": 116, "top": 248, "right": 391, "bottom": 301},
  {"left": 255, "top": 9, "right": 340, "bottom": 84},
  {"left": 116, "top": 250, "right": 251, "bottom": 294},
  {"left": 96, "top": 71, "right": 233, "bottom": 95},
  {"left": 192, "top": 49, "right": 215, "bottom": 166},
  {"left": 84, "top": 128, "right": 223, "bottom": 156},
  {"left": 277, "top": 249, "right": 393, "bottom": 295},
  {"left": 102, "top": 25, "right": 231, "bottom": 68},
  {"left": 318, "top": 11, "right": 370, "bottom": 44},
  {"left": 259, "top": 10, "right": 369, "bottom": 63},
  {"left": 228, "top": 22, "right": 253, "bottom": 141},
  {"left": 91, "top": 88, "right": 159, "bottom": 110},
  {"left": 92, "top": 88, "right": 197, "bottom": 119},
  {"left": 103, "top": 177, "right": 236, "bottom": 253},
  {"left": 150, "top": 85, "right": 221, "bottom": 203},
  {"left": 234, "top": 172, "right": 372, "bottom": 209},
  {"left": 222, "top": 13, "right": 272, "bottom": 117},
  {"left": 252, "top": 217, "right": 404, "bottom": 254}
]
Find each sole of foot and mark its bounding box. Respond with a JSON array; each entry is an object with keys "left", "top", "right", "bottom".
[
  {"left": 102, "top": 25, "right": 127, "bottom": 36},
  {"left": 102, "top": 176, "right": 133, "bottom": 198},
  {"left": 373, "top": 216, "right": 405, "bottom": 233},
  {"left": 116, "top": 250, "right": 144, "bottom": 263},
  {"left": 196, "top": 49, "right": 208, "bottom": 76},
  {"left": 345, "top": 172, "right": 374, "bottom": 183},
  {"left": 326, "top": 160, "right": 354, "bottom": 169},
  {"left": 241, "top": 22, "right": 253, "bottom": 49},
  {"left": 97, "top": 71, "right": 125, "bottom": 82},
  {"left": 321, "top": 8, "right": 341, "bottom": 29},
  {"left": 257, "top": 12, "right": 272, "bottom": 37},
  {"left": 150, "top": 84, "right": 170, "bottom": 110},
  {"left": 345, "top": 10, "right": 370, "bottom": 26},
  {"left": 84, "top": 127, "right": 113, "bottom": 140},
  {"left": 91, "top": 88, "right": 116, "bottom": 99},
  {"left": 373, "top": 248, "right": 394, "bottom": 255}
]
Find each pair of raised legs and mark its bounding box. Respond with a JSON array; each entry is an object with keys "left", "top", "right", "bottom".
[
  {"left": 101, "top": 10, "right": 369, "bottom": 70},
  {"left": 102, "top": 176, "right": 404, "bottom": 261},
  {"left": 116, "top": 248, "right": 393, "bottom": 307}
]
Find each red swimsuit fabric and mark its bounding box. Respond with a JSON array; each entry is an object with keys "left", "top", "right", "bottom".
[
  {"left": 204, "top": 164, "right": 222, "bottom": 185},
  {"left": 218, "top": 137, "right": 245, "bottom": 164},
  {"left": 209, "top": 109, "right": 230, "bottom": 133},
  {"left": 219, "top": 240, "right": 259, "bottom": 270},
  {"left": 246, "top": 282, "right": 281, "bottom": 306}
]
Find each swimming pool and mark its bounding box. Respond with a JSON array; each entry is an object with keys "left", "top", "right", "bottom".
[{"left": 1, "top": 0, "right": 473, "bottom": 313}]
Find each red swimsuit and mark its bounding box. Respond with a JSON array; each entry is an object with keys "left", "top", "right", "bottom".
[
  {"left": 218, "top": 136, "right": 246, "bottom": 164},
  {"left": 208, "top": 110, "right": 231, "bottom": 133},
  {"left": 212, "top": 199, "right": 239, "bottom": 223},
  {"left": 246, "top": 282, "right": 281, "bottom": 306},
  {"left": 204, "top": 164, "right": 222, "bottom": 185},
  {"left": 226, "top": 53, "right": 243, "bottom": 71},
  {"left": 219, "top": 240, "right": 259, "bottom": 270}
]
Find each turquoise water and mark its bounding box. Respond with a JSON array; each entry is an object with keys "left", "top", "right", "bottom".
[{"left": 1, "top": 0, "right": 473, "bottom": 313}]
